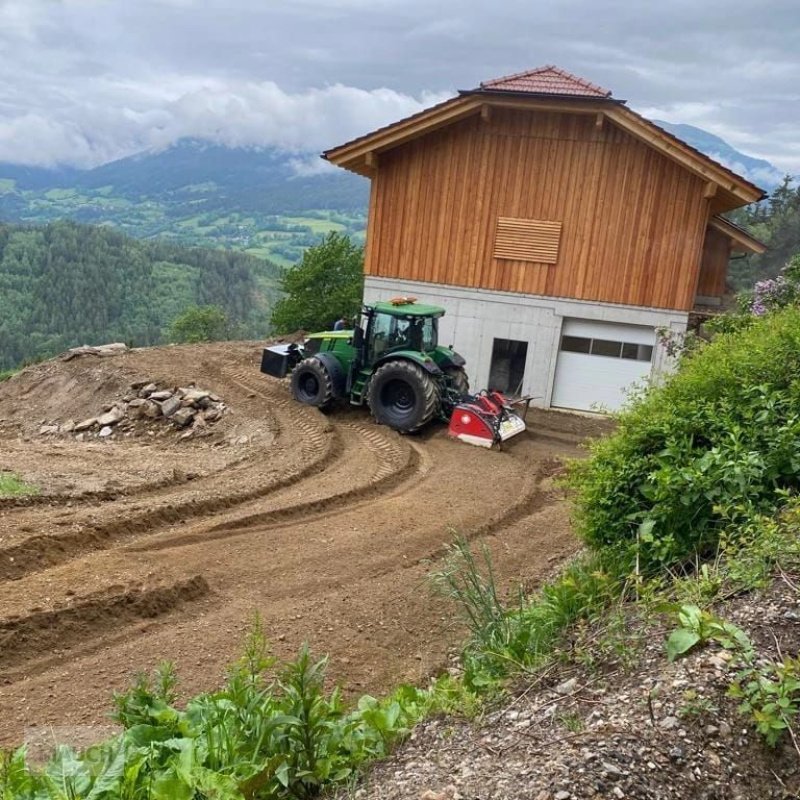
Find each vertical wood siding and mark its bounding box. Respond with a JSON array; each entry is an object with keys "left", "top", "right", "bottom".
[
  {"left": 696, "top": 226, "right": 732, "bottom": 298},
  {"left": 365, "top": 108, "right": 710, "bottom": 311}
]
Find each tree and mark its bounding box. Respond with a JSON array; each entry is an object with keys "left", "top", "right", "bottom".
[
  {"left": 169, "top": 305, "right": 228, "bottom": 343},
  {"left": 270, "top": 232, "right": 363, "bottom": 333}
]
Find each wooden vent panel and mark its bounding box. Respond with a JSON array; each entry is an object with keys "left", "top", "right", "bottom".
[{"left": 493, "top": 217, "right": 562, "bottom": 264}]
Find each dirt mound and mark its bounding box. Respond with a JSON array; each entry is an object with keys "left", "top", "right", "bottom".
[
  {"left": 0, "top": 341, "right": 608, "bottom": 747},
  {"left": 0, "top": 576, "right": 210, "bottom": 677}
]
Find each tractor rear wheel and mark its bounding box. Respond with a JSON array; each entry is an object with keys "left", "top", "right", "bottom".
[
  {"left": 290, "top": 357, "right": 334, "bottom": 409},
  {"left": 445, "top": 366, "right": 470, "bottom": 396},
  {"left": 368, "top": 360, "right": 440, "bottom": 433}
]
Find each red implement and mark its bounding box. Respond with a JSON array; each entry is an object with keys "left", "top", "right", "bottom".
[{"left": 447, "top": 390, "right": 529, "bottom": 448}]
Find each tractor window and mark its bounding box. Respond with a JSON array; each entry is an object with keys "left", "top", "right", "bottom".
[{"left": 370, "top": 313, "right": 438, "bottom": 358}]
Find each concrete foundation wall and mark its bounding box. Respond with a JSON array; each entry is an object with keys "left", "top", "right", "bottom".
[{"left": 363, "top": 277, "right": 689, "bottom": 408}]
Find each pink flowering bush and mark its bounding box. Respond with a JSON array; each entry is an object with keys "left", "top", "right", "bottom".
[{"left": 748, "top": 255, "right": 800, "bottom": 316}]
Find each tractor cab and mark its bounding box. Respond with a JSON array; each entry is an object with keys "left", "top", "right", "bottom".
[{"left": 360, "top": 299, "right": 444, "bottom": 363}]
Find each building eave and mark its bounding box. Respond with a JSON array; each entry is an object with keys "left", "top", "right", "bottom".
[{"left": 709, "top": 216, "right": 768, "bottom": 254}]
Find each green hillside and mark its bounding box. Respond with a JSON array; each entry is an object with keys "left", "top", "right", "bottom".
[
  {"left": 0, "top": 220, "right": 282, "bottom": 370},
  {"left": 0, "top": 140, "right": 369, "bottom": 262}
]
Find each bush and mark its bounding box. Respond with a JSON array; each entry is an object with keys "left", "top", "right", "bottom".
[
  {"left": 169, "top": 304, "right": 228, "bottom": 343},
  {"left": 568, "top": 305, "right": 800, "bottom": 574}
]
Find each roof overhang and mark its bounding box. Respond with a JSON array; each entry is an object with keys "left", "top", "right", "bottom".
[
  {"left": 322, "top": 93, "right": 766, "bottom": 210},
  {"left": 709, "top": 216, "right": 768, "bottom": 254}
]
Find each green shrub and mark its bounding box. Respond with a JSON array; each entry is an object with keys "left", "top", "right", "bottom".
[
  {"left": 2, "top": 622, "right": 467, "bottom": 800},
  {"left": 568, "top": 306, "right": 800, "bottom": 574}
]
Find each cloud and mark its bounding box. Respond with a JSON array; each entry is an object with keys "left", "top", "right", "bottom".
[
  {"left": 0, "top": 0, "right": 796, "bottom": 173},
  {"left": 0, "top": 77, "right": 450, "bottom": 168}
]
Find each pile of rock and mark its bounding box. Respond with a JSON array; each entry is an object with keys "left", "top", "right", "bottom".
[{"left": 38, "top": 381, "right": 227, "bottom": 441}]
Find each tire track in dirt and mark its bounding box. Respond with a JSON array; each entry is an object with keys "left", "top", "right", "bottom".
[
  {"left": 134, "top": 423, "right": 427, "bottom": 553},
  {"left": 0, "top": 382, "right": 341, "bottom": 581},
  {"left": 0, "top": 576, "right": 210, "bottom": 682}
]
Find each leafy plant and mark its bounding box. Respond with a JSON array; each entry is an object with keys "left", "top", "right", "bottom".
[
  {"left": 730, "top": 656, "right": 800, "bottom": 747},
  {"left": 663, "top": 604, "right": 752, "bottom": 662},
  {"left": 2, "top": 618, "right": 469, "bottom": 800}
]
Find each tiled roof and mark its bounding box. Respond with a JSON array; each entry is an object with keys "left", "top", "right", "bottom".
[{"left": 478, "top": 65, "right": 612, "bottom": 98}]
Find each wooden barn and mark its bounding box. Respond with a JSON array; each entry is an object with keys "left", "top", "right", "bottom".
[{"left": 323, "top": 66, "right": 767, "bottom": 411}]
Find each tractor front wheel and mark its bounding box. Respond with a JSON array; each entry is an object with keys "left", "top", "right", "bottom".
[
  {"left": 290, "top": 357, "right": 334, "bottom": 409},
  {"left": 368, "top": 360, "right": 440, "bottom": 433}
]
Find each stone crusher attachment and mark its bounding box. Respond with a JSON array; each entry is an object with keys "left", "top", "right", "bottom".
[{"left": 447, "top": 390, "right": 532, "bottom": 448}]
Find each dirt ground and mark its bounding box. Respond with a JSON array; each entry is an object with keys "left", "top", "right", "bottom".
[{"left": 0, "top": 342, "right": 610, "bottom": 747}]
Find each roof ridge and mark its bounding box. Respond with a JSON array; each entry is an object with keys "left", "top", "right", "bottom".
[
  {"left": 480, "top": 64, "right": 612, "bottom": 98},
  {"left": 480, "top": 64, "right": 555, "bottom": 88}
]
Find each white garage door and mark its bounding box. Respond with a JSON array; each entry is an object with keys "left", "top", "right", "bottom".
[{"left": 551, "top": 319, "right": 655, "bottom": 412}]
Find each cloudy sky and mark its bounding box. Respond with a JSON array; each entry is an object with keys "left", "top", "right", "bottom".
[{"left": 0, "top": 0, "right": 797, "bottom": 173}]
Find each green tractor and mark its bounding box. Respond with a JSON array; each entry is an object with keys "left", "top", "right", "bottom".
[{"left": 260, "top": 298, "right": 470, "bottom": 433}]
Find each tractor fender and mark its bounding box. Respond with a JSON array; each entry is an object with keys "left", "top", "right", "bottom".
[
  {"left": 373, "top": 351, "right": 443, "bottom": 376},
  {"left": 314, "top": 352, "right": 347, "bottom": 397},
  {"left": 435, "top": 348, "right": 466, "bottom": 369}
]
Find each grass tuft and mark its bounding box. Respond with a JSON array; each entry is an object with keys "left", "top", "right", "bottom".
[{"left": 0, "top": 472, "right": 39, "bottom": 497}]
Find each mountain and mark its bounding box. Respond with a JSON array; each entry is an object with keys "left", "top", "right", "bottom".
[
  {"left": 0, "top": 126, "right": 783, "bottom": 262},
  {"left": 654, "top": 121, "right": 784, "bottom": 191},
  {"left": 0, "top": 140, "right": 369, "bottom": 264}
]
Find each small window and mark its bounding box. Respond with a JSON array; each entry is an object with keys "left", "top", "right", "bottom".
[
  {"left": 561, "top": 333, "right": 653, "bottom": 363},
  {"left": 621, "top": 343, "right": 654, "bottom": 362},
  {"left": 590, "top": 339, "right": 622, "bottom": 358},
  {"left": 561, "top": 335, "right": 591, "bottom": 354}
]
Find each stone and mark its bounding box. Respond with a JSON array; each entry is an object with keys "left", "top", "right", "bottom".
[
  {"left": 39, "top": 424, "right": 60, "bottom": 435},
  {"left": 97, "top": 407, "right": 125, "bottom": 427},
  {"left": 149, "top": 390, "right": 173, "bottom": 401},
  {"left": 718, "top": 721, "right": 732, "bottom": 738},
  {"left": 61, "top": 420, "right": 75, "bottom": 433},
  {"left": 160, "top": 396, "right": 182, "bottom": 417},
  {"left": 172, "top": 407, "right": 196, "bottom": 427},
  {"left": 74, "top": 417, "right": 98, "bottom": 432},
  {"left": 659, "top": 716, "right": 679, "bottom": 730},
  {"left": 555, "top": 792, "right": 571, "bottom": 800},
  {"left": 128, "top": 398, "right": 146, "bottom": 408},
  {"left": 130, "top": 379, "right": 149, "bottom": 390},
  {"left": 138, "top": 383, "right": 158, "bottom": 398},
  {"left": 602, "top": 762, "right": 625, "bottom": 777},
  {"left": 181, "top": 388, "right": 210, "bottom": 405},
  {"left": 98, "top": 426, "right": 113, "bottom": 438},
  {"left": 142, "top": 401, "right": 161, "bottom": 419},
  {"left": 203, "top": 407, "right": 221, "bottom": 422},
  {"left": 555, "top": 677, "right": 578, "bottom": 695}
]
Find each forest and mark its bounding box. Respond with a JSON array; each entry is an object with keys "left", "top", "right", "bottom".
[
  {"left": 0, "top": 221, "right": 281, "bottom": 370},
  {"left": 729, "top": 176, "right": 800, "bottom": 288}
]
